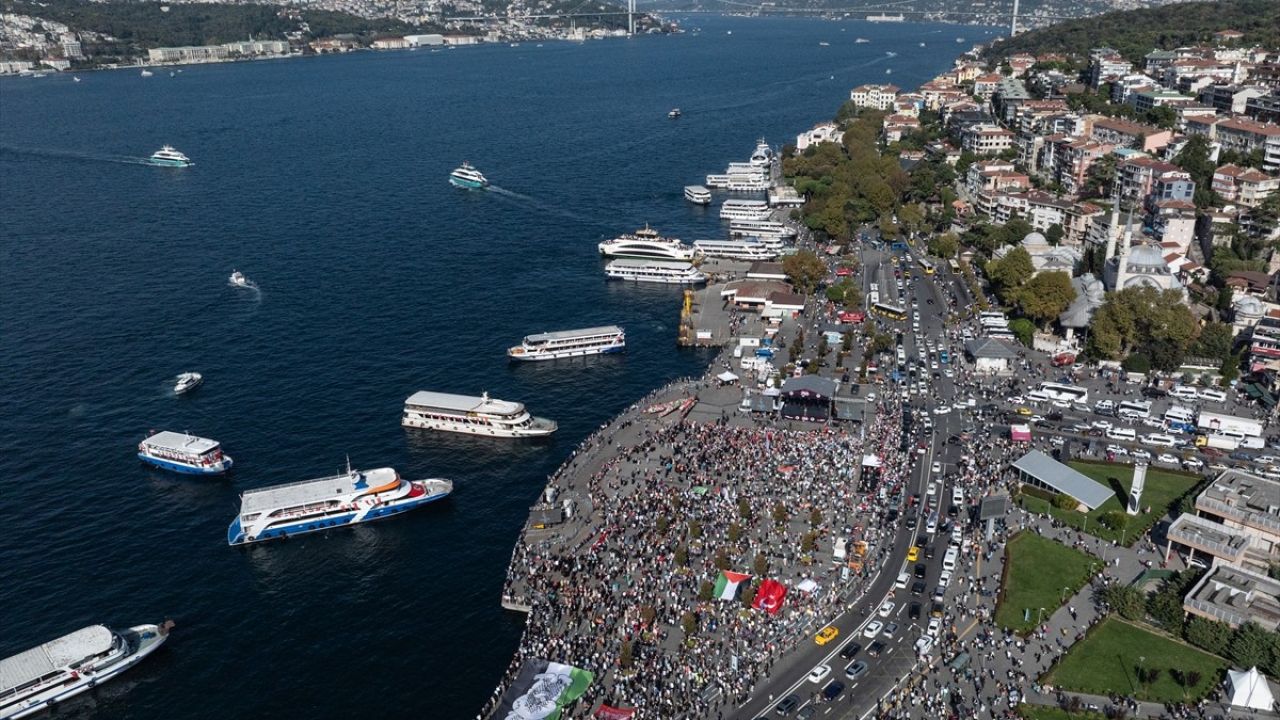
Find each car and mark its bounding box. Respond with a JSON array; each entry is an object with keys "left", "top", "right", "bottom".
[
  {"left": 905, "top": 515, "right": 918, "bottom": 528},
  {"left": 1183, "top": 457, "right": 1204, "bottom": 470},
  {"left": 866, "top": 640, "right": 887, "bottom": 657},
  {"left": 950, "top": 527, "right": 963, "bottom": 545},
  {"left": 933, "top": 586, "right": 946, "bottom": 603},
  {"left": 1106, "top": 443, "right": 1128, "bottom": 456},
  {"left": 863, "top": 620, "right": 884, "bottom": 638},
  {"left": 944, "top": 369, "right": 954, "bottom": 378},
  {"left": 908, "top": 601, "right": 922, "bottom": 620},
  {"left": 882, "top": 621, "right": 899, "bottom": 638},
  {"left": 907, "top": 545, "right": 920, "bottom": 562},
  {"left": 911, "top": 579, "right": 927, "bottom": 595},
  {"left": 1016, "top": 407, "right": 1032, "bottom": 416},
  {"left": 938, "top": 570, "right": 952, "bottom": 588},
  {"left": 933, "top": 404, "right": 950, "bottom": 415},
  {"left": 1157, "top": 453, "right": 1179, "bottom": 464},
  {"left": 844, "top": 660, "right": 869, "bottom": 680},
  {"left": 914, "top": 562, "right": 927, "bottom": 578},
  {"left": 808, "top": 664, "right": 832, "bottom": 683},
  {"left": 951, "top": 486, "right": 963, "bottom": 504},
  {"left": 1092, "top": 420, "right": 1113, "bottom": 430},
  {"left": 815, "top": 626, "right": 840, "bottom": 645},
  {"left": 1009, "top": 395, "right": 1025, "bottom": 405},
  {"left": 796, "top": 705, "right": 818, "bottom": 720},
  {"left": 822, "top": 680, "right": 846, "bottom": 701},
  {"left": 931, "top": 461, "right": 942, "bottom": 474},
  {"left": 927, "top": 616, "right": 943, "bottom": 637},
  {"left": 930, "top": 601, "right": 944, "bottom": 618},
  {"left": 1030, "top": 415, "right": 1046, "bottom": 423},
  {"left": 839, "top": 640, "right": 863, "bottom": 660},
  {"left": 926, "top": 482, "right": 938, "bottom": 497},
  {"left": 1133, "top": 449, "right": 1152, "bottom": 461},
  {"left": 877, "top": 600, "right": 895, "bottom": 617},
  {"left": 774, "top": 694, "right": 801, "bottom": 716},
  {"left": 895, "top": 572, "right": 909, "bottom": 589},
  {"left": 925, "top": 515, "right": 938, "bottom": 533},
  {"left": 915, "top": 635, "right": 935, "bottom": 655}
]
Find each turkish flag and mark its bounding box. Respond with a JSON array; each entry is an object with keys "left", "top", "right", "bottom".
[{"left": 753, "top": 579, "right": 788, "bottom": 616}]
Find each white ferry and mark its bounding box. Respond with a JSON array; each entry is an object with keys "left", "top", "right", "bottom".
[
  {"left": 749, "top": 138, "right": 774, "bottom": 168},
  {"left": 604, "top": 259, "right": 708, "bottom": 285},
  {"left": 227, "top": 465, "right": 451, "bottom": 545},
  {"left": 508, "top": 325, "right": 625, "bottom": 361},
  {"left": 684, "top": 185, "right": 712, "bottom": 205},
  {"left": 720, "top": 199, "right": 772, "bottom": 221},
  {"left": 147, "top": 145, "right": 192, "bottom": 167},
  {"left": 693, "top": 238, "right": 780, "bottom": 260},
  {"left": 706, "top": 171, "right": 769, "bottom": 192},
  {"left": 729, "top": 219, "right": 797, "bottom": 240},
  {"left": 137, "top": 430, "right": 233, "bottom": 475},
  {"left": 597, "top": 225, "right": 699, "bottom": 261},
  {"left": 402, "top": 391, "right": 557, "bottom": 437},
  {"left": 1, "top": 621, "right": 173, "bottom": 720},
  {"left": 448, "top": 161, "right": 488, "bottom": 189}
]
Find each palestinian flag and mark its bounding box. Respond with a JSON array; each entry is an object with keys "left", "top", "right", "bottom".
[
  {"left": 493, "top": 659, "right": 594, "bottom": 720},
  {"left": 713, "top": 571, "right": 751, "bottom": 601}
]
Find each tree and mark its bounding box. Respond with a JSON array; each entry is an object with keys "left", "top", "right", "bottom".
[
  {"left": 674, "top": 544, "right": 688, "bottom": 566},
  {"left": 773, "top": 503, "right": 789, "bottom": 527},
  {"left": 782, "top": 250, "right": 826, "bottom": 294},
  {"left": 1185, "top": 616, "right": 1232, "bottom": 655},
  {"left": 928, "top": 232, "right": 960, "bottom": 259},
  {"left": 1010, "top": 317, "right": 1036, "bottom": 347},
  {"left": 1102, "top": 584, "right": 1145, "bottom": 620},
  {"left": 1229, "top": 622, "right": 1271, "bottom": 669},
  {"left": 681, "top": 611, "right": 697, "bottom": 635},
  {"left": 727, "top": 522, "right": 742, "bottom": 543},
  {"left": 809, "top": 508, "right": 823, "bottom": 527},
  {"left": 1045, "top": 223, "right": 1064, "bottom": 246},
  {"left": 1146, "top": 579, "right": 1187, "bottom": 631},
  {"left": 619, "top": 639, "right": 634, "bottom": 669},
  {"left": 1192, "top": 322, "right": 1234, "bottom": 362},
  {"left": 1174, "top": 134, "right": 1219, "bottom": 209},
  {"left": 1121, "top": 353, "right": 1151, "bottom": 374},
  {"left": 986, "top": 247, "right": 1034, "bottom": 300},
  {"left": 1016, "top": 271, "right": 1077, "bottom": 327},
  {"left": 754, "top": 552, "right": 768, "bottom": 577},
  {"left": 698, "top": 580, "right": 714, "bottom": 601}
]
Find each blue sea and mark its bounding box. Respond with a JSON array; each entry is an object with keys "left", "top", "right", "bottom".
[{"left": 0, "top": 16, "right": 982, "bottom": 719}]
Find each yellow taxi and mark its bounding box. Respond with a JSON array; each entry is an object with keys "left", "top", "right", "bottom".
[
  {"left": 815, "top": 626, "right": 840, "bottom": 645},
  {"left": 1016, "top": 407, "right": 1032, "bottom": 416},
  {"left": 907, "top": 546, "right": 920, "bottom": 562}
]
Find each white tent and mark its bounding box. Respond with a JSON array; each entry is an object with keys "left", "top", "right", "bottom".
[
  {"left": 1227, "top": 667, "right": 1275, "bottom": 711},
  {"left": 716, "top": 371, "right": 739, "bottom": 384},
  {"left": 796, "top": 579, "right": 819, "bottom": 594}
]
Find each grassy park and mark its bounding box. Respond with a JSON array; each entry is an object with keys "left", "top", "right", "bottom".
[
  {"left": 1044, "top": 617, "right": 1226, "bottom": 702},
  {"left": 995, "top": 532, "right": 1100, "bottom": 633},
  {"left": 1018, "top": 461, "right": 1200, "bottom": 546}
]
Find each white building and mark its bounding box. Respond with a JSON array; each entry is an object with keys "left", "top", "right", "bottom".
[
  {"left": 796, "top": 122, "right": 842, "bottom": 151},
  {"left": 148, "top": 45, "right": 229, "bottom": 63},
  {"left": 849, "top": 84, "right": 899, "bottom": 111}
]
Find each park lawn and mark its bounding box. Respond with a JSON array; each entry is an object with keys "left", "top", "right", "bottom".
[
  {"left": 1018, "top": 461, "right": 1200, "bottom": 546},
  {"left": 1045, "top": 617, "right": 1227, "bottom": 702},
  {"left": 995, "top": 532, "right": 1099, "bottom": 633}
]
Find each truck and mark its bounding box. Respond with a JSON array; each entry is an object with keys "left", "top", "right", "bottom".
[
  {"left": 1197, "top": 411, "right": 1264, "bottom": 438},
  {"left": 1197, "top": 434, "right": 1242, "bottom": 451},
  {"left": 833, "top": 537, "right": 848, "bottom": 563}
]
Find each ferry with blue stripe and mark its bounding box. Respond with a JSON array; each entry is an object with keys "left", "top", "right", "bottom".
[
  {"left": 138, "top": 431, "right": 233, "bottom": 475},
  {"left": 227, "top": 464, "right": 452, "bottom": 546}
]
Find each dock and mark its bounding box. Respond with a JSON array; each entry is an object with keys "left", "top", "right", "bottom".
[{"left": 678, "top": 258, "right": 769, "bottom": 346}]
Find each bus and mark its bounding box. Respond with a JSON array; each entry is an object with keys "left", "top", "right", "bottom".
[
  {"left": 872, "top": 302, "right": 908, "bottom": 321},
  {"left": 978, "top": 312, "right": 1005, "bottom": 322},
  {"left": 917, "top": 258, "right": 935, "bottom": 275},
  {"left": 1117, "top": 400, "right": 1152, "bottom": 420},
  {"left": 1036, "top": 382, "right": 1089, "bottom": 405},
  {"left": 1164, "top": 406, "right": 1196, "bottom": 434},
  {"left": 948, "top": 259, "right": 961, "bottom": 273}
]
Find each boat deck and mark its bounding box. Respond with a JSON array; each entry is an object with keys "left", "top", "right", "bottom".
[
  {"left": 239, "top": 467, "right": 398, "bottom": 515},
  {"left": 524, "top": 326, "right": 623, "bottom": 343},
  {"left": 1, "top": 625, "right": 113, "bottom": 694},
  {"left": 142, "top": 431, "right": 218, "bottom": 454}
]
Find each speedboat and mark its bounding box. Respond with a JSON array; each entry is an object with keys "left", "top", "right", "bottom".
[
  {"left": 229, "top": 270, "right": 256, "bottom": 289},
  {"left": 148, "top": 145, "right": 193, "bottom": 167},
  {"left": 449, "top": 161, "right": 489, "bottom": 189},
  {"left": 140, "top": 69, "right": 154, "bottom": 77},
  {"left": 855, "top": 37, "right": 870, "bottom": 43},
  {"left": 668, "top": 108, "right": 681, "bottom": 119},
  {"left": 174, "top": 372, "right": 203, "bottom": 395}
]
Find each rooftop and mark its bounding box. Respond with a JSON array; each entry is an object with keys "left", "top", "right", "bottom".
[
  {"left": 239, "top": 467, "right": 399, "bottom": 515},
  {"left": 1184, "top": 563, "right": 1280, "bottom": 631},
  {"left": 1166, "top": 512, "right": 1250, "bottom": 561},
  {"left": 405, "top": 390, "right": 524, "bottom": 416},
  {"left": 0, "top": 625, "right": 113, "bottom": 694},
  {"left": 1011, "top": 450, "right": 1116, "bottom": 510},
  {"left": 141, "top": 430, "right": 220, "bottom": 455},
  {"left": 523, "top": 326, "right": 623, "bottom": 343},
  {"left": 1197, "top": 469, "right": 1280, "bottom": 535}
]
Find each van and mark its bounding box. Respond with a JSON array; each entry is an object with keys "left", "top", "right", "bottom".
[
  {"left": 1170, "top": 385, "right": 1199, "bottom": 400},
  {"left": 1106, "top": 427, "right": 1137, "bottom": 442},
  {"left": 942, "top": 547, "right": 958, "bottom": 572},
  {"left": 1027, "top": 391, "right": 1051, "bottom": 403},
  {"left": 1199, "top": 388, "right": 1227, "bottom": 403},
  {"left": 1140, "top": 433, "right": 1176, "bottom": 448},
  {"left": 1242, "top": 436, "right": 1266, "bottom": 450}
]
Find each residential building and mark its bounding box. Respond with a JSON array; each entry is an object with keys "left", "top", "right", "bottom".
[
  {"left": 1088, "top": 116, "right": 1173, "bottom": 152},
  {"left": 222, "top": 40, "right": 289, "bottom": 55},
  {"left": 1246, "top": 93, "right": 1280, "bottom": 124},
  {"left": 972, "top": 73, "right": 1002, "bottom": 99},
  {"left": 882, "top": 115, "right": 920, "bottom": 144},
  {"left": 61, "top": 39, "right": 82, "bottom": 59},
  {"left": 961, "top": 123, "right": 1015, "bottom": 155},
  {"left": 849, "top": 84, "right": 899, "bottom": 111},
  {"left": 147, "top": 45, "right": 229, "bottom": 63},
  {"left": 1214, "top": 165, "right": 1280, "bottom": 207},
  {"left": 1090, "top": 52, "right": 1132, "bottom": 88},
  {"left": 1215, "top": 118, "right": 1280, "bottom": 168},
  {"left": 1131, "top": 89, "right": 1194, "bottom": 114},
  {"left": 796, "top": 122, "right": 842, "bottom": 151},
  {"left": 1201, "top": 85, "right": 1268, "bottom": 115}
]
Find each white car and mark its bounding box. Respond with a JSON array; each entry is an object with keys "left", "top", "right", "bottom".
[
  {"left": 1008, "top": 396, "right": 1025, "bottom": 405},
  {"left": 951, "top": 486, "right": 963, "bottom": 504},
  {"left": 1105, "top": 444, "right": 1128, "bottom": 456},
  {"left": 808, "top": 664, "right": 832, "bottom": 683},
  {"left": 1183, "top": 457, "right": 1204, "bottom": 470},
  {"left": 863, "top": 620, "right": 884, "bottom": 638},
  {"left": 931, "top": 361, "right": 939, "bottom": 370},
  {"left": 933, "top": 405, "right": 951, "bottom": 415},
  {"left": 1030, "top": 415, "right": 1046, "bottom": 423},
  {"left": 1092, "top": 420, "right": 1113, "bottom": 430},
  {"left": 944, "top": 369, "right": 954, "bottom": 378},
  {"left": 1132, "top": 449, "right": 1152, "bottom": 461},
  {"left": 931, "top": 462, "right": 942, "bottom": 474},
  {"left": 877, "top": 601, "right": 896, "bottom": 618},
  {"left": 896, "top": 572, "right": 909, "bottom": 589},
  {"left": 926, "top": 482, "right": 938, "bottom": 497},
  {"left": 938, "top": 570, "right": 952, "bottom": 588},
  {"left": 1157, "top": 453, "right": 1179, "bottom": 464},
  {"left": 926, "top": 617, "right": 942, "bottom": 637},
  {"left": 950, "top": 527, "right": 963, "bottom": 546},
  {"left": 915, "top": 635, "right": 935, "bottom": 655}
]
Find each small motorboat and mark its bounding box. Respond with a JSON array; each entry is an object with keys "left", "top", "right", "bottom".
[
  {"left": 174, "top": 372, "right": 203, "bottom": 395},
  {"left": 229, "top": 270, "right": 256, "bottom": 289},
  {"left": 140, "top": 69, "right": 154, "bottom": 77},
  {"left": 668, "top": 108, "right": 681, "bottom": 119}
]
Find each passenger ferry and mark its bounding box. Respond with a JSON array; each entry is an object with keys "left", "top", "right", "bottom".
[
  {"left": 598, "top": 225, "right": 699, "bottom": 261},
  {"left": 729, "top": 219, "right": 797, "bottom": 239},
  {"left": 402, "top": 391, "right": 557, "bottom": 437},
  {"left": 147, "top": 145, "right": 192, "bottom": 167},
  {"left": 448, "top": 161, "right": 489, "bottom": 189},
  {"left": 705, "top": 172, "right": 769, "bottom": 192},
  {"left": 749, "top": 138, "right": 774, "bottom": 168},
  {"left": 227, "top": 464, "right": 452, "bottom": 545},
  {"left": 720, "top": 199, "right": 772, "bottom": 221},
  {"left": 1, "top": 621, "right": 173, "bottom": 720},
  {"left": 604, "top": 259, "right": 708, "bottom": 285},
  {"left": 693, "top": 239, "right": 779, "bottom": 260},
  {"left": 684, "top": 185, "right": 712, "bottom": 205},
  {"left": 507, "top": 325, "right": 625, "bottom": 361},
  {"left": 137, "top": 430, "right": 233, "bottom": 475}
]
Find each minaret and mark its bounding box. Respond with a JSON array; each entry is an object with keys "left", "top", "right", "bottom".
[
  {"left": 1103, "top": 202, "right": 1120, "bottom": 265},
  {"left": 1010, "top": 0, "right": 1020, "bottom": 37}
]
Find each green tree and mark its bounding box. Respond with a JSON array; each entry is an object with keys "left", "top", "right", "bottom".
[
  {"left": 681, "top": 611, "right": 697, "bottom": 635},
  {"left": 727, "top": 523, "right": 742, "bottom": 543},
  {"left": 928, "top": 232, "right": 960, "bottom": 259},
  {"left": 1103, "top": 584, "right": 1145, "bottom": 620},
  {"left": 1229, "top": 622, "right": 1272, "bottom": 668},
  {"left": 782, "top": 250, "right": 827, "bottom": 294},
  {"left": 1045, "top": 223, "right": 1065, "bottom": 246},
  {"left": 1174, "top": 135, "right": 1219, "bottom": 209},
  {"left": 698, "top": 580, "right": 714, "bottom": 601},
  {"left": 1016, "top": 271, "right": 1077, "bottom": 327},
  {"left": 986, "top": 247, "right": 1035, "bottom": 300},
  {"left": 772, "top": 503, "right": 789, "bottom": 527},
  {"left": 754, "top": 552, "right": 768, "bottom": 577},
  {"left": 1122, "top": 353, "right": 1152, "bottom": 374},
  {"left": 1010, "top": 317, "right": 1036, "bottom": 347},
  {"left": 619, "top": 639, "right": 634, "bottom": 669},
  {"left": 1185, "top": 616, "right": 1232, "bottom": 655},
  {"left": 675, "top": 544, "right": 688, "bottom": 566},
  {"left": 1191, "top": 322, "right": 1234, "bottom": 362}
]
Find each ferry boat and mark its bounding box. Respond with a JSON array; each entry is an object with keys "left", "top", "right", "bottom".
[
  {"left": 173, "top": 371, "right": 203, "bottom": 395},
  {"left": 707, "top": 172, "right": 770, "bottom": 192},
  {"left": 507, "top": 325, "right": 625, "bottom": 361},
  {"left": 597, "top": 225, "right": 699, "bottom": 261},
  {"left": 719, "top": 199, "right": 772, "bottom": 221},
  {"left": 402, "top": 391, "right": 557, "bottom": 437},
  {"left": 729, "top": 219, "right": 797, "bottom": 240},
  {"left": 448, "top": 161, "right": 489, "bottom": 189},
  {"left": 140, "top": 69, "right": 154, "bottom": 77},
  {"left": 137, "top": 430, "right": 233, "bottom": 475},
  {"left": 693, "top": 238, "right": 780, "bottom": 260},
  {"left": 684, "top": 185, "right": 712, "bottom": 205},
  {"left": 668, "top": 108, "right": 681, "bottom": 119},
  {"left": 0, "top": 621, "right": 173, "bottom": 720},
  {"left": 604, "top": 259, "right": 707, "bottom": 285},
  {"left": 227, "top": 464, "right": 451, "bottom": 545},
  {"left": 228, "top": 270, "right": 257, "bottom": 289},
  {"left": 147, "top": 145, "right": 192, "bottom": 167},
  {"left": 749, "top": 139, "right": 773, "bottom": 168}
]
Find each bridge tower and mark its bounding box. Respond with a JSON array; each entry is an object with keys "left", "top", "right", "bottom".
[
  {"left": 1010, "top": 0, "right": 1020, "bottom": 36},
  {"left": 628, "top": 0, "right": 635, "bottom": 36}
]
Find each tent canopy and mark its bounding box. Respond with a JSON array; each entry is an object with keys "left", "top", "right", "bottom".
[
  {"left": 717, "top": 371, "right": 739, "bottom": 383},
  {"left": 1228, "top": 667, "right": 1275, "bottom": 711}
]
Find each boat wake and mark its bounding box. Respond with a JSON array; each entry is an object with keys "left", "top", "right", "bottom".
[
  {"left": 487, "top": 185, "right": 611, "bottom": 228},
  {"left": 0, "top": 145, "right": 153, "bottom": 166},
  {"left": 486, "top": 185, "right": 533, "bottom": 201}
]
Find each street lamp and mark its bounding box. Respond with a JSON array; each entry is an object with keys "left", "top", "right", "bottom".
[
  {"left": 1061, "top": 586, "right": 1071, "bottom": 603},
  {"left": 1037, "top": 607, "right": 1047, "bottom": 625}
]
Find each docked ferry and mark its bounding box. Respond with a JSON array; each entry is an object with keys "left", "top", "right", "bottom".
[
  {"left": 137, "top": 430, "right": 233, "bottom": 475},
  {"left": 508, "top": 325, "right": 625, "bottom": 361},
  {"left": 684, "top": 185, "right": 712, "bottom": 205},
  {"left": 1, "top": 621, "right": 173, "bottom": 720},
  {"left": 693, "top": 238, "right": 780, "bottom": 261},
  {"left": 597, "top": 225, "right": 699, "bottom": 262},
  {"left": 147, "top": 146, "right": 192, "bottom": 167},
  {"left": 604, "top": 259, "right": 708, "bottom": 285},
  {"left": 227, "top": 465, "right": 452, "bottom": 545},
  {"left": 749, "top": 138, "right": 774, "bottom": 168},
  {"left": 448, "top": 161, "right": 489, "bottom": 189},
  {"left": 729, "top": 219, "right": 797, "bottom": 240},
  {"left": 402, "top": 391, "right": 557, "bottom": 437},
  {"left": 719, "top": 199, "right": 772, "bottom": 221}
]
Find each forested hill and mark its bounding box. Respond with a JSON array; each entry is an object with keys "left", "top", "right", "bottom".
[{"left": 983, "top": 0, "right": 1280, "bottom": 63}]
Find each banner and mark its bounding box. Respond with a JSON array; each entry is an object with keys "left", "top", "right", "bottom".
[
  {"left": 752, "top": 578, "right": 787, "bottom": 615},
  {"left": 494, "top": 659, "right": 594, "bottom": 720},
  {"left": 593, "top": 705, "right": 636, "bottom": 720}
]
